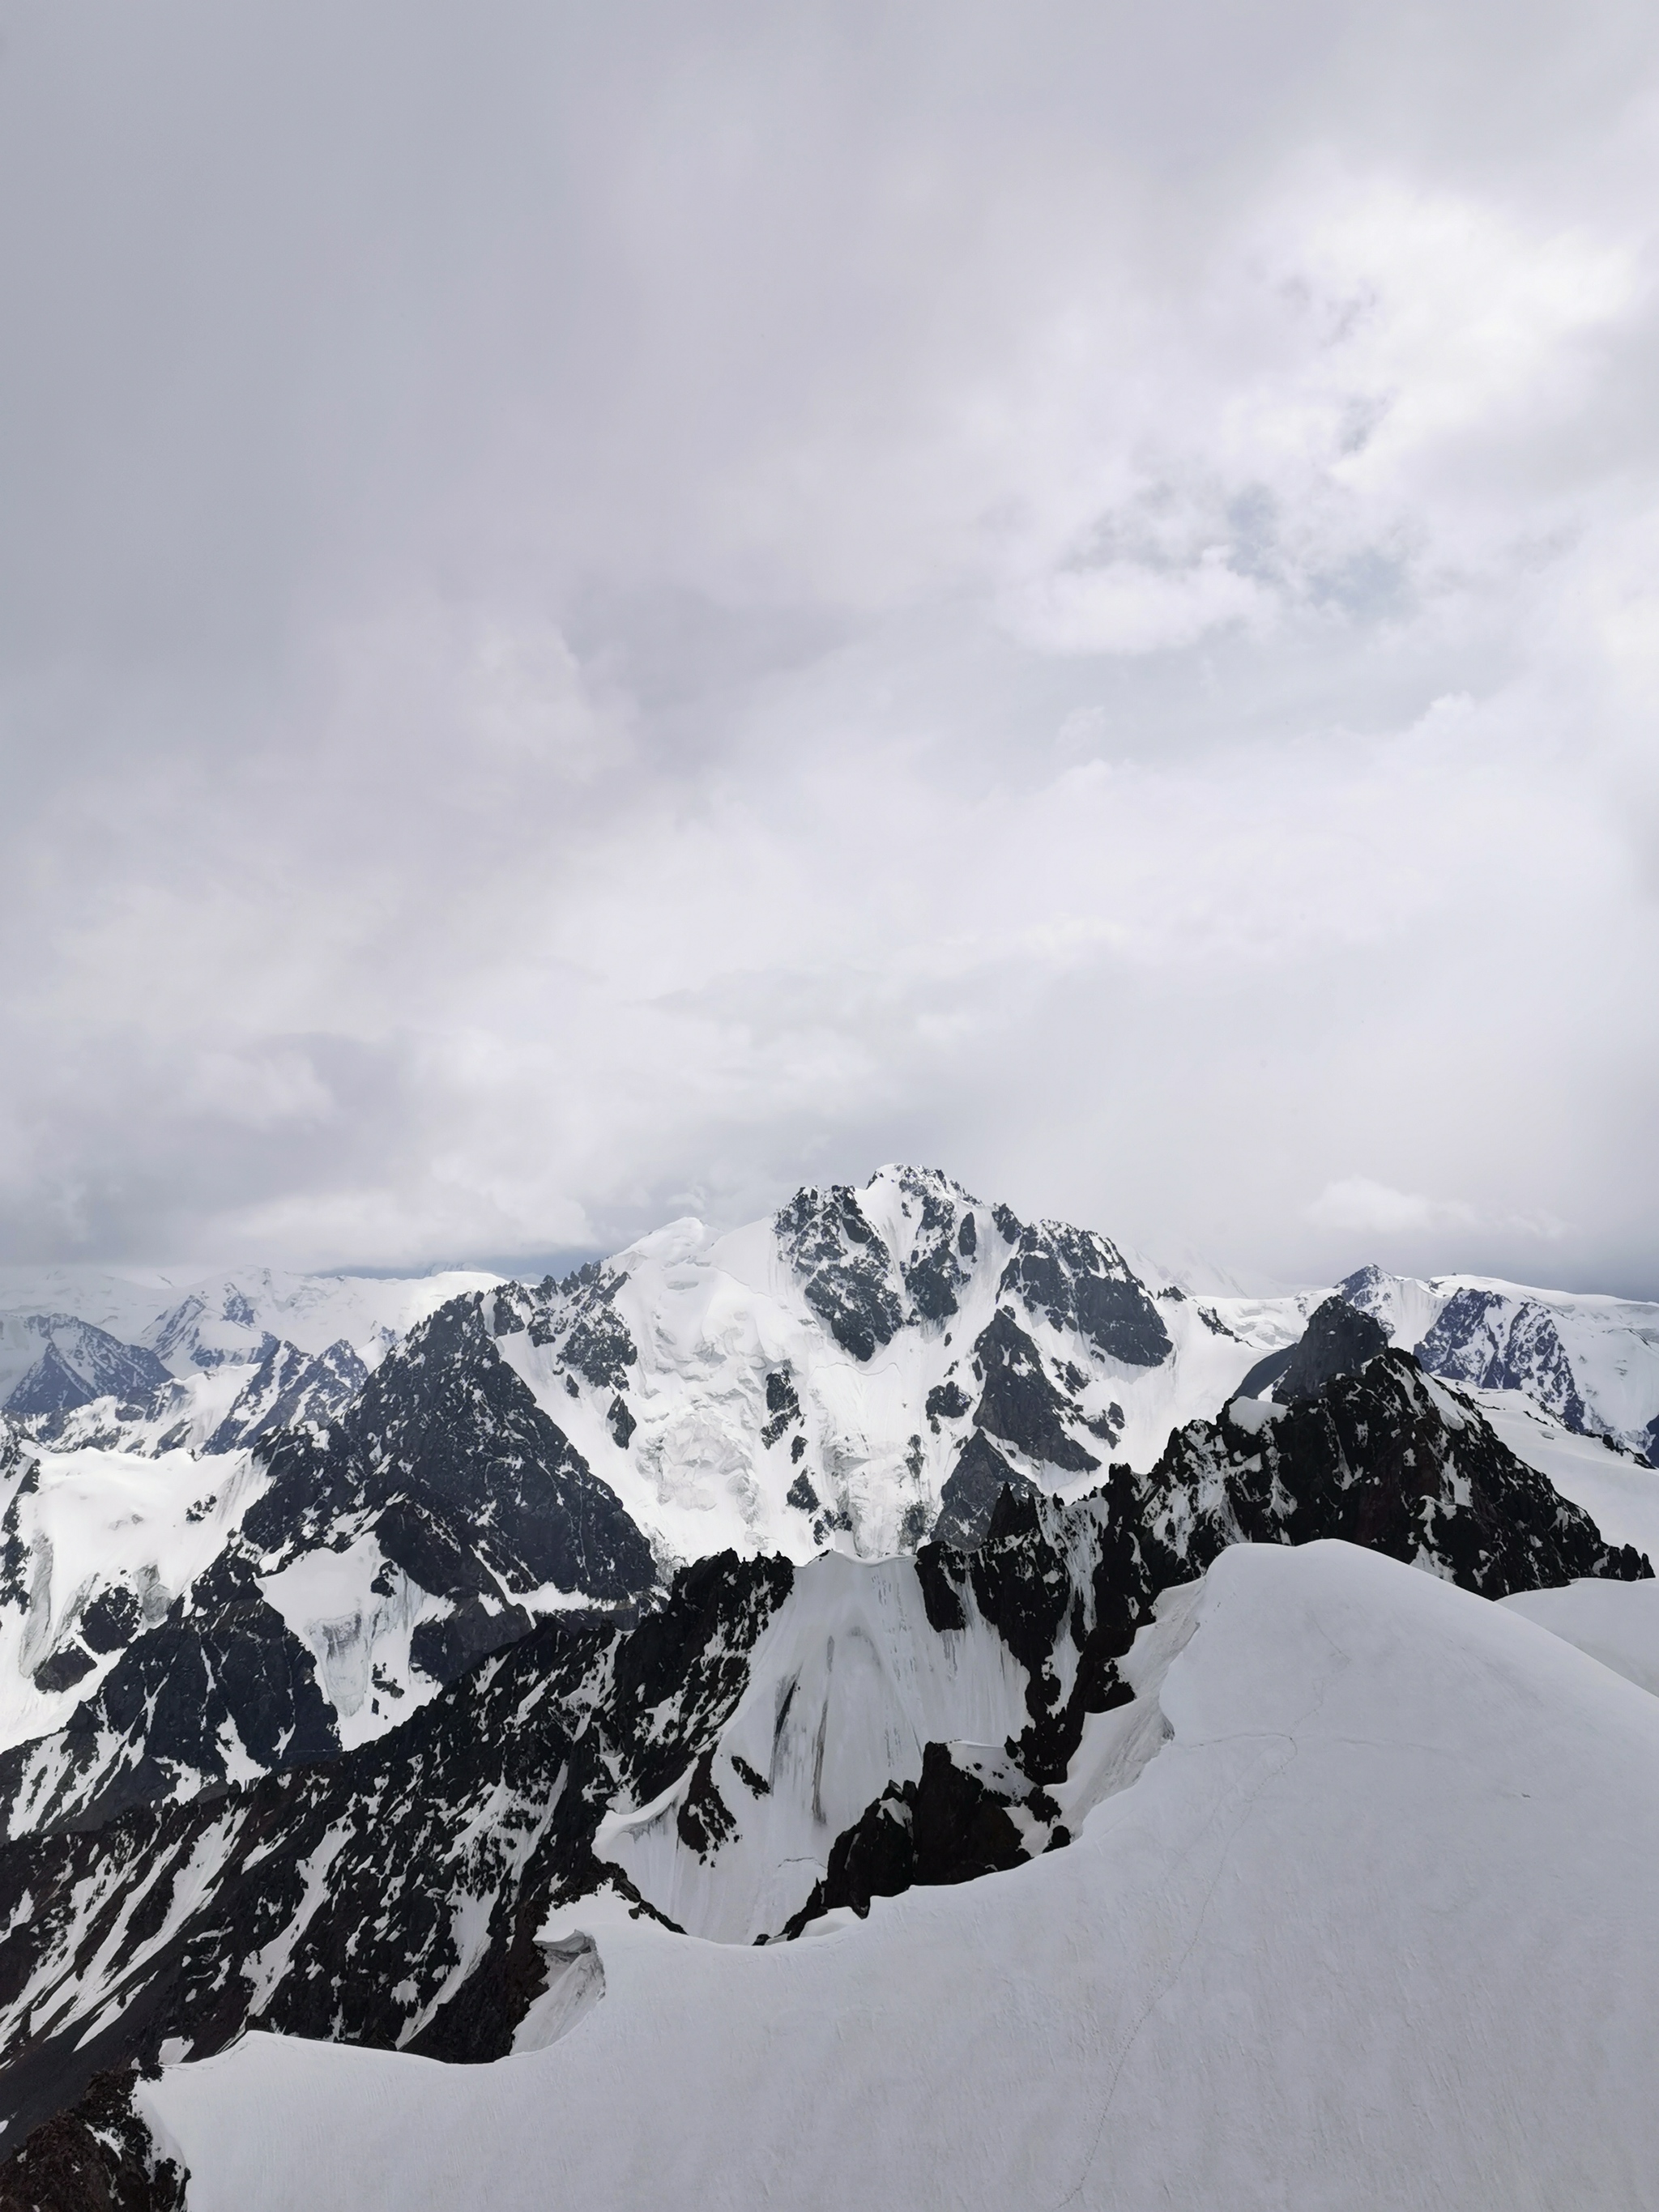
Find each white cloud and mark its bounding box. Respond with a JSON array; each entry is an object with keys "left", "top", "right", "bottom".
[
  {"left": 0, "top": 0, "right": 1656, "bottom": 1291},
  {"left": 1000, "top": 551, "right": 1274, "bottom": 657},
  {"left": 1305, "top": 1180, "right": 1480, "bottom": 1237}
]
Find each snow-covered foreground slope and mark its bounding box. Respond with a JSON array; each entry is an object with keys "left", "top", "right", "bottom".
[
  {"left": 143, "top": 1541, "right": 1659, "bottom": 2212},
  {"left": 1501, "top": 1576, "right": 1659, "bottom": 1697}
]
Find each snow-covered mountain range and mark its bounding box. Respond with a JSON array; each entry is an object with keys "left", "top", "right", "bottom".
[
  {"left": 4, "top": 1167, "right": 1657, "bottom": 1805},
  {"left": 2, "top": 1165, "right": 1657, "bottom": 2206}
]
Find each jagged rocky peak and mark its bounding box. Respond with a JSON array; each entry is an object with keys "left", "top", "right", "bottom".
[
  {"left": 774, "top": 1178, "right": 909, "bottom": 1360},
  {"left": 772, "top": 1163, "right": 1171, "bottom": 1365},
  {"left": 206, "top": 1336, "right": 369, "bottom": 1454},
  {"left": 0, "top": 1292, "right": 660, "bottom": 1845},
  {"left": 993, "top": 1210, "right": 1172, "bottom": 1367},
  {"left": 253, "top": 1292, "right": 659, "bottom": 1623},
  {"left": 1236, "top": 1293, "right": 1389, "bottom": 1404},
  {"left": 494, "top": 1258, "right": 640, "bottom": 1392},
  {"left": 1160, "top": 1347, "right": 1652, "bottom": 1595},
  {"left": 774, "top": 1165, "right": 1004, "bottom": 1354}
]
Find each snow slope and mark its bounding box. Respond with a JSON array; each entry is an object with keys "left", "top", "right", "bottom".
[
  {"left": 1501, "top": 1576, "right": 1659, "bottom": 1697},
  {"left": 143, "top": 1540, "right": 1659, "bottom": 2212},
  {"left": 1468, "top": 1390, "right": 1659, "bottom": 1562},
  {"left": 0, "top": 1438, "right": 270, "bottom": 1750}
]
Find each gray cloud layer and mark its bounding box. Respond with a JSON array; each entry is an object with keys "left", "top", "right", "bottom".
[{"left": 2, "top": 0, "right": 1657, "bottom": 1290}]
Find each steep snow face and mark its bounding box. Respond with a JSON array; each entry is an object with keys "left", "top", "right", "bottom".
[
  {"left": 1339, "top": 1264, "right": 1659, "bottom": 1459},
  {"left": 0, "top": 1430, "right": 270, "bottom": 1750},
  {"left": 257, "top": 1536, "right": 453, "bottom": 1751},
  {"left": 594, "top": 1550, "right": 1035, "bottom": 1941},
  {"left": 140, "top": 1541, "right": 1659, "bottom": 2212}
]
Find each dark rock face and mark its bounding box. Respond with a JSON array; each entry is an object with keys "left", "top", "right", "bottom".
[
  {"left": 786, "top": 1472, "right": 821, "bottom": 1514},
  {"left": 0, "top": 1440, "right": 36, "bottom": 1612},
  {"left": 1237, "top": 1296, "right": 1389, "bottom": 1403},
  {"left": 1137, "top": 1349, "right": 1649, "bottom": 1599},
  {"left": 0, "top": 1616, "right": 616, "bottom": 2154},
  {"left": 603, "top": 1550, "right": 795, "bottom": 1807},
  {"left": 775, "top": 1185, "right": 906, "bottom": 1362},
  {"left": 490, "top": 1262, "right": 642, "bottom": 1393},
  {"left": 761, "top": 1371, "right": 801, "bottom": 1449},
  {"left": 1334, "top": 1263, "right": 1391, "bottom": 1315},
  {"left": 0, "top": 2067, "right": 187, "bottom": 2212},
  {"left": 79, "top": 1586, "right": 141, "bottom": 1654},
  {"left": 1645, "top": 1413, "right": 1659, "bottom": 1471},
  {"left": 925, "top": 1379, "right": 970, "bottom": 1429},
  {"left": 410, "top": 1597, "right": 536, "bottom": 1687},
  {"left": 0, "top": 1553, "right": 340, "bottom": 1839},
  {"left": 896, "top": 1169, "right": 974, "bottom": 1323},
  {"left": 1085, "top": 1402, "right": 1125, "bottom": 1446},
  {"left": 932, "top": 1431, "right": 1033, "bottom": 1549},
  {"left": 968, "top": 1309, "right": 1101, "bottom": 1476},
  {"left": 1416, "top": 1289, "right": 1591, "bottom": 1434},
  {"left": 607, "top": 1393, "right": 638, "bottom": 1450},
  {"left": 249, "top": 1297, "right": 656, "bottom": 1604},
  {"left": 781, "top": 1741, "right": 1032, "bottom": 1934},
  {"left": 996, "top": 1219, "right": 1171, "bottom": 1368},
  {"left": 0, "top": 1557, "right": 802, "bottom": 2156},
  {"left": 536, "top": 1263, "right": 639, "bottom": 1392},
  {"left": 30, "top": 1648, "right": 96, "bottom": 1695},
  {"left": 1235, "top": 1340, "right": 1294, "bottom": 1400},
  {"left": 3, "top": 1322, "right": 173, "bottom": 1421}
]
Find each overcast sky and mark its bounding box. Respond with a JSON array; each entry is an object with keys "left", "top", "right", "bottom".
[{"left": 2, "top": 0, "right": 1656, "bottom": 1294}]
